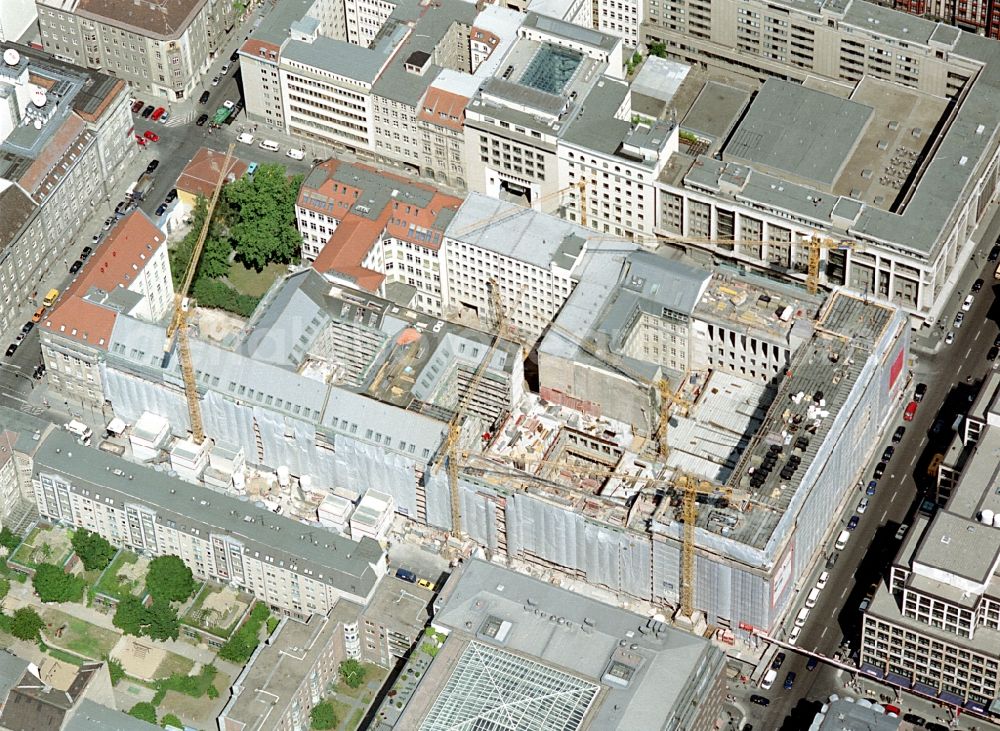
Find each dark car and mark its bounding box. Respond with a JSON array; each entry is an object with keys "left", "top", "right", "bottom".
[
  {"left": 5, "top": 344, "right": 17, "bottom": 357},
  {"left": 990, "top": 244, "right": 1000, "bottom": 262},
  {"left": 972, "top": 278, "right": 984, "bottom": 293},
  {"left": 892, "top": 425, "right": 905, "bottom": 443},
  {"left": 806, "top": 656, "right": 819, "bottom": 671},
  {"left": 141, "top": 104, "right": 155, "bottom": 118},
  {"left": 199, "top": 90, "right": 211, "bottom": 104},
  {"left": 146, "top": 159, "right": 160, "bottom": 174},
  {"left": 989, "top": 346, "right": 999, "bottom": 362},
  {"left": 771, "top": 652, "right": 786, "bottom": 670},
  {"left": 902, "top": 714, "right": 926, "bottom": 726},
  {"left": 866, "top": 480, "right": 877, "bottom": 496},
  {"left": 749, "top": 695, "right": 769, "bottom": 707},
  {"left": 131, "top": 99, "right": 144, "bottom": 113},
  {"left": 69, "top": 260, "right": 83, "bottom": 274},
  {"left": 394, "top": 567, "right": 417, "bottom": 583},
  {"left": 20, "top": 322, "right": 33, "bottom": 336},
  {"left": 155, "top": 203, "right": 168, "bottom": 216},
  {"left": 881, "top": 445, "right": 895, "bottom": 462},
  {"left": 847, "top": 515, "right": 860, "bottom": 531},
  {"left": 783, "top": 672, "right": 796, "bottom": 690},
  {"left": 931, "top": 419, "right": 944, "bottom": 434},
  {"left": 196, "top": 113, "right": 209, "bottom": 126},
  {"left": 914, "top": 382, "right": 927, "bottom": 401},
  {"left": 230, "top": 50, "right": 240, "bottom": 62},
  {"left": 926, "top": 723, "right": 949, "bottom": 731},
  {"left": 825, "top": 553, "right": 839, "bottom": 569},
  {"left": 165, "top": 188, "right": 177, "bottom": 203},
  {"left": 81, "top": 246, "right": 93, "bottom": 260},
  {"left": 32, "top": 363, "right": 45, "bottom": 379},
  {"left": 873, "top": 462, "right": 886, "bottom": 479},
  {"left": 742, "top": 725, "right": 753, "bottom": 731}
]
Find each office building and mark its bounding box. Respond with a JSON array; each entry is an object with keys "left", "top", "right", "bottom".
[
  {"left": 893, "top": 0, "right": 999, "bottom": 40},
  {"left": 40, "top": 210, "right": 173, "bottom": 407},
  {"left": 0, "top": 406, "right": 54, "bottom": 535},
  {"left": 357, "top": 574, "right": 434, "bottom": 667},
  {"left": 35, "top": 0, "right": 236, "bottom": 102},
  {"left": 861, "top": 372, "right": 1000, "bottom": 712},
  {"left": 0, "top": 44, "right": 135, "bottom": 338},
  {"left": 0, "top": 1, "right": 36, "bottom": 44},
  {"left": 33, "top": 429, "right": 388, "bottom": 618},
  {"left": 380, "top": 559, "right": 727, "bottom": 731}
]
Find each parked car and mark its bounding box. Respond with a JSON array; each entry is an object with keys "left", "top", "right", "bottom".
[
  {"left": 220, "top": 63, "right": 230, "bottom": 75},
  {"left": 857, "top": 497, "right": 869, "bottom": 513},
  {"left": 847, "top": 515, "right": 859, "bottom": 531},
  {"left": 247, "top": 161, "right": 258, "bottom": 175},
  {"left": 866, "top": 480, "right": 878, "bottom": 496},
  {"left": 972, "top": 278, "right": 984, "bottom": 292},
  {"left": 394, "top": 567, "right": 417, "bottom": 583},
  {"left": 895, "top": 523, "right": 909, "bottom": 540},
  {"left": 20, "top": 322, "right": 33, "bottom": 336},
  {"left": 155, "top": 202, "right": 168, "bottom": 216},
  {"left": 230, "top": 50, "right": 240, "bottom": 62},
  {"left": 80, "top": 246, "right": 93, "bottom": 260},
  {"left": 32, "top": 363, "right": 45, "bottom": 379},
  {"left": 771, "top": 652, "right": 786, "bottom": 670},
  {"left": 211, "top": 75, "right": 220, "bottom": 86},
  {"left": 131, "top": 99, "right": 144, "bottom": 113},
  {"left": 989, "top": 346, "right": 999, "bottom": 362},
  {"left": 902, "top": 713, "right": 926, "bottom": 726},
  {"left": 806, "top": 657, "right": 818, "bottom": 671},
  {"left": 416, "top": 578, "right": 435, "bottom": 590},
  {"left": 199, "top": 90, "right": 210, "bottom": 104},
  {"left": 931, "top": 419, "right": 944, "bottom": 434},
  {"left": 196, "top": 113, "right": 209, "bottom": 126},
  {"left": 882, "top": 446, "right": 895, "bottom": 463},
  {"left": 816, "top": 571, "right": 829, "bottom": 589},
  {"left": 963, "top": 294, "right": 975, "bottom": 311},
  {"left": 165, "top": 188, "right": 177, "bottom": 203},
  {"left": 994, "top": 333, "right": 1000, "bottom": 349},
  {"left": 892, "top": 425, "right": 905, "bottom": 442},
  {"left": 223, "top": 99, "right": 235, "bottom": 109},
  {"left": 146, "top": 159, "right": 160, "bottom": 174},
  {"left": 904, "top": 401, "right": 918, "bottom": 421},
  {"left": 954, "top": 312, "right": 964, "bottom": 328},
  {"left": 31, "top": 307, "right": 46, "bottom": 323},
  {"left": 151, "top": 106, "right": 165, "bottom": 121},
  {"left": 825, "top": 554, "right": 839, "bottom": 569},
  {"left": 944, "top": 331, "right": 955, "bottom": 345},
  {"left": 783, "top": 672, "right": 796, "bottom": 690},
  {"left": 914, "top": 382, "right": 927, "bottom": 401},
  {"left": 989, "top": 244, "right": 1000, "bottom": 262},
  {"left": 859, "top": 598, "right": 870, "bottom": 612},
  {"left": 141, "top": 105, "right": 155, "bottom": 118},
  {"left": 873, "top": 462, "right": 886, "bottom": 479},
  {"left": 103, "top": 216, "right": 114, "bottom": 230},
  {"left": 91, "top": 233, "right": 101, "bottom": 245},
  {"left": 69, "top": 260, "right": 83, "bottom": 274},
  {"left": 5, "top": 344, "right": 17, "bottom": 357},
  {"left": 143, "top": 130, "right": 159, "bottom": 142},
  {"left": 749, "top": 695, "right": 770, "bottom": 707}
]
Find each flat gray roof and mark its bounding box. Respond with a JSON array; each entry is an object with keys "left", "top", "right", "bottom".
[
  {"left": 631, "top": 56, "right": 689, "bottom": 103},
  {"left": 725, "top": 79, "right": 873, "bottom": 189},
  {"left": 522, "top": 12, "right": 619, "bottom": 52},
  {"left": 283, "top": 26, "right": 404, "bottom": 84},
  {"left": 913, "top": 511, "right": 1000, "bottom": 585},
  {"left": 34, "top": 430, "right": 385, "bottom": 601}
]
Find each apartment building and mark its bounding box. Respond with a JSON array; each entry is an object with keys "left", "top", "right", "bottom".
[
  {"left": 35, "top": 0, "right": 235, "bottom": 101},
  {"left": 33, "top": 429, "right": 387, "bottom": 618},
  {"left": 441, "top": 193, "right": 597, "bottom": 337},
  {"left": 0, "top": 407, "right": 53, "bottom": 534},
  {"left": 358, "top": 575, "right": 434, "bottom": 667},
  {"left": 597, "top": 0, "right": 644, "bottom": 47},
  {"left": 860, "top": 373, "right": 1000, "bottom": 711},
  {"left": 0, "top": 44, "right": 135, "bottom": 339},
  {"left": 41, "top": 210, "right": 173, "bottom": 407},
  {"left": 633, "top": 0, "right": 1000, "bottom": 326},
  {"left": 295, "top": 159, "right": 462, "bottom": 314},
  {"left": 894, "top": 0, "right": 1000, "bottom": 40},
  {"left": 0, "top": 0, "right": 36, "bottom": 43}
]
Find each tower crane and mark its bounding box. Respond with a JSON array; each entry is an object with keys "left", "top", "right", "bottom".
[
  {"left": 162, "top": 142, "right": 235, "bottom": 445},
  {"left": 431, "top": 278, "right": 524, "bottom": 537}
]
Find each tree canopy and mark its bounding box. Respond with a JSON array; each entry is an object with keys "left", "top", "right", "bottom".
[
  {"left": 161, "top": 712, "right": 183, "bottom": 729},
  {"left": 113, "top": 596, "right": 180, "bottom": 642},
  {"left": 224, "top": 165, "right": 303, "bottom": 271},
  {"left": 339, "top": 659, "right": 366, "bottom": 689},
  {"left": 218, "top": 602, "right": 271, "bottom": 664},
  {"left": 10, "top": 607, "right": 43, "bottom": 641},
  {"left": 128, "top": 702, "right": 158, "bottom": 725},
  {"left": 145, "top": 555, "right": 196, "bottom": 603},
  {"left": 170, "top": 196, "right": 231, "bottom": 288},
  {"left": 310, "top": 700, "right": 338, "bottom": 730},
  {"left": 71, "top": 529, "right": 116, "bottom": 572},
  {"left": 0, "top": 528, "right": 20, "bottom": 554},
  {"left": 33, "top": 563, "right": 85, "bottom": 603}
]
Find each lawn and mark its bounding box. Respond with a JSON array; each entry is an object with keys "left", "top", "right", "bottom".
[
  {"left": 152, "top": 653, "right": 195, "bottom": 681},
  {"left": 10, "top": 525, "right": 73, "bottom": 569},
  {"left": 227, "top": 261, "right": 285, "bottom": 298},
  {"left": 180, "top": 584, "right": 249, "bottom": 639},
  {"left": 95, "top": 551, "right": 146, "bottom": 601},
  {"left": 332, "top": 663, "right": 386, "bottom": 699},
  {"left": 41, "top": 608, "right": 120, "bottom": 660},
  {"left": 346, "top": 707, "right": 365, "bottom": 731}
]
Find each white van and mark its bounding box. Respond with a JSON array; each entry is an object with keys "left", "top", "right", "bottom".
[
  {"left": 237, "top": 132, "right": 255, "bottom": 145},
  {"left": 259, "top": 139, "right": 279, "bottom": 152},
  {"left": 286, "top": 148, "right": 305, "bottom": 160},
  {"left": 805, "top": 587, "right": 821, "bottom": 609},
  {"left": 788, "top": 626, "right": 801, "bottom": 645},
  {"left": 835, "top": 529, "right": 850, "bottom": 550},
  {"left": 794, "top": 607, "right": 810, "bottom": 627},
  {"left": 762, "top": 669, "right": 778, "bottom": 690},
  {"left": 65, "top": 420, "right": 93, "bottom": 444},
  {"left": 816, "top": 571, "right": 830, "bottom": 590}
]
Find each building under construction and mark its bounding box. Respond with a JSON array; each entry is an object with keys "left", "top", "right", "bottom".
[{"left": 455, "top": 254, "right": 909, "bottom": 639}]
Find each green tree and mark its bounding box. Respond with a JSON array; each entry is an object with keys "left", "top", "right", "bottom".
[
  {"left": 0, "top": 577, "right": 10, "bottom": 602},
  {"left": 143, "top": 600, "right": 180, "bottom": 642},
  {"left": 170, "top": 196, "right": 232, "bottom": 288},
  {"left": 160, "top": 712, "right": 183, "bottom": 728},
  {"left": 9, "top": 606, "right": 43, "bottom": 641},
  {"left": 128, "top": 701, "right": 158, "bottom": 725},
  {"left": 649, "top": 41, "right": 667, "bottom": 58},
  {"left": 71, "top": 529, "right": 116, "bottom": 572},
  {"left": 310, "top": 700, "right": 338, "bottom": 730},
  {"left": 33, "top": 563, "right": 85, "bottom": 603},
  {"left": 113, "top": 596, "right": 145, "bottom": 636},
  {"left": 145, "top": 555, "right": 196, "bottom": 603},
  {"left": 104, "top": 655, "right": 125, "bottom": 686},
  {"left": 224, "top": 165, "right": 304, "bottom": 271},
  {"left": 0, "top": 527, "right": 20, "bottom": 554},
  {"left": 339, "top": 658, "right": 366, "bottom": 689}
]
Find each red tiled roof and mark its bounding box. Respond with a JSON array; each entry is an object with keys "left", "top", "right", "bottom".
[
  {"left": 311, "top": 216, "right": 386, "bottom": 292},
  {"left": 417, "top": 86, "right": 468, "bottom": 132},
  {"left": 241, "top": 38, "right": 280, "bottom": 62},
  {"left": 41, "top": 209, "right": 165, "bottom": 349},
  {"left": 18, "top": 115, "right": 85, "bottom": 195},
  {"left": 176, "top": 147, "right": 248, "bottom": 199}
]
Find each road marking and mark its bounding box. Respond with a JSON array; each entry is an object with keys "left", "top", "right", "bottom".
[
  {"left": 891, "top": 492, "right": 897, "bottom": 502},
  {"left": 919, "top": 438, "right": 927, "bottom": 448},
  {"left": 909, "top": 454, "right": 917, "bottom": 467},
  {"left": 881, "top": 509, "right": 888, "bottom": 522},
  {"left": 821, "top": 626, "right": 828, "bottom": 638},
  {"left": 966, "top": 347, "right": 972, "bottom": 359},
  {"left": 976, "top": 328, "right": 983, "bottom": 340}
]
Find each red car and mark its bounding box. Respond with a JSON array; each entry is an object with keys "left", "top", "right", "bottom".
[
  {"left": 130, "top": 99, "right": 144, "bottom": 113},
  {"left": 903, "top": 401, "right": 918, "bottom": 421},
  {"left": 150, "top": 107, "right": 165, "bottom": 121},
  {"left": 143, "top": 130, "right": 159, "bottom": 142}
]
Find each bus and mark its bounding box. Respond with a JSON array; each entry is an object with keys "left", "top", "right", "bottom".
[{"left": 211, "top": 106, "right": 232, "bottom": 126}]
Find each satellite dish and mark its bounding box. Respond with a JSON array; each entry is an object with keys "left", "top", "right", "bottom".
[
  {"left": 2, "top": 49, "right": 19, "bottom": 66},
  {"left": 31, "top": 89, "right": 46, "bottom": 108}
]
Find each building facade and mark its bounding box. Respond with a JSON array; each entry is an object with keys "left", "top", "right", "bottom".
[{"left": 35, "top": 0, "right": 235, "bottom": 101}]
